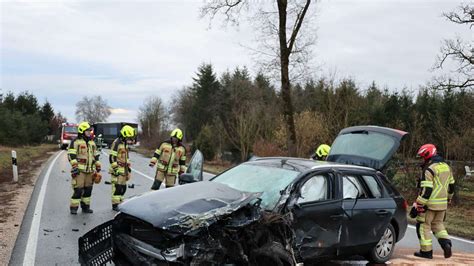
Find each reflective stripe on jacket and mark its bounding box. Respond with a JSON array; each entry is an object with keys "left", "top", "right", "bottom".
[
  {"left": 68, "top": 138, "right": 100, "bottom": 173},
  {"left": 109, "top": 138, "right": 129, "bottom": 175},
  {"left": 150, "top": 141, "right": 186, "bottom": 174},
  {"left": 417, "top": 161, "right": 455, "bottom": 211}
]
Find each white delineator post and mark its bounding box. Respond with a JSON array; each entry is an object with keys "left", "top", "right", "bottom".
[{"left": 12, "top": 150, "right": 18, "bottom": 182}]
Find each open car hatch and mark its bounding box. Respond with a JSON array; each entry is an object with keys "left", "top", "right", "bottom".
[{"left": 327, "top": 125, "right": 408, "bottom": 171}]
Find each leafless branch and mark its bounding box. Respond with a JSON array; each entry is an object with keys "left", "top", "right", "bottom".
[
  {"left": 288, "top": 0, "right": 311, "bottom": 53},
  {"left": 200, "top": 0, "right": 246, "bottom": 26},
  {"left": 443, "top": 4, "right": 474, "bottom": 28},
  {"left": 433, "top": 76, "right": 474, "bottom": 91},
  {"left": 432, "top": 4, "right": 473, "bottom": 91}
]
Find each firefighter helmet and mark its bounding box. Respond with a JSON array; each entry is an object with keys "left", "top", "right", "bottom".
[
  {"left": 120, "top": 125, "right": 136, "bottom": 138},
  {"left": 417, "top": 144, "right": 437, "bottom": 160},
  {"left": 316, "top": 144, "right": 331, "bottom": 158},
  {"left": 170, "top": 128, "right": 183, "bottom": 141},
  {"left": 77, "top": 122, "right": 91, "bottom": 134}
]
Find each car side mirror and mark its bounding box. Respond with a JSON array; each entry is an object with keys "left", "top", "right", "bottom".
[{"left": 179, "top": 173, "right": 198, "bottom": 185}]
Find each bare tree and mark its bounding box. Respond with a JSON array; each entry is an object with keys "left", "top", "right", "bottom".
[
  {"left": 201, "top": 0, "right": 317, "bottom": 156},
  {"left": 220, "top": 103, "right": 262, "bottom": 161},
  {"left": 75, "top": 96, "right": 111, "bottom": 124},
  {"left": 433, "top": 4, "right": 473, "bottom": 90},
  {"left": 138, "top": 96, "right": 169, "bottom": 142}
]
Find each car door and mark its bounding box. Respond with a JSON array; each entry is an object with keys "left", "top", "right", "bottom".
[
  {"left": 339, "top": 170, "right": 396, "bottom": 252},
  {"left": 179, "top": 149, "right": 204, "bottom": 183},
  {"left": 290, "top": 170, "right": 344, "bottom": 260}
]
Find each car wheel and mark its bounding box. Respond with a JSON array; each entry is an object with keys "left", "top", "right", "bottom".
[
  {"left": 252, "top": 241, "right": 295, "bottom": 266},
  {"left": 367, "top": 223, "right": 396, "bottom": 264}
]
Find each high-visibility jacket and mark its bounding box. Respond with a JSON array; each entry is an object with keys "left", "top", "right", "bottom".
[
  {"left": 150, "top": 141, "right": 186, "bottom": 175},
  {"left": 68, "top": 137, "right": 101, "bottom": 173},
  {"left": 109, "top": 138, "right": 130, "bottom": 176},
  {"left": 416, "top": 156, "right": 455, "bottom": 211}
]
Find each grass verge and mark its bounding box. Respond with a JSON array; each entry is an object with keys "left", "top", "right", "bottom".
[
  {"left": 0, "top": 144, "right": 58, "bottom": 263},
  {"left": 0, "top": 144, "right": 57, "bottom": 184}
]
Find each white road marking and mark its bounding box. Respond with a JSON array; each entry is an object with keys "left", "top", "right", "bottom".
[
  {"left": 23, "top": 151, "right": 64, "bottom": 266},
  {"left": 131, "top": 167, "right": 154, "bottom": 181},
  {"left": 407, "top": 225, "right": 474, "bottom": 245}
]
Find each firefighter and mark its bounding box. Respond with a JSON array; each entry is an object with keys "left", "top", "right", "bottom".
[
  {"left": 67, "top": 122, "right": 101, "bottom": 214},
  {"left": 413, "top": 144, "right": 455, "bottom": 259},
  {"left": 109, "top": 125, "right": 136, "bottom": 211},
  {"left": 312, "top": 144, "right": 331, "bottom": 160},
  {"left": 149, "top": 128, "right": 187, "bottom": 190}
]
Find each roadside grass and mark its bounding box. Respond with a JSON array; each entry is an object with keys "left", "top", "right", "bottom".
[
  {"left": 0, "top": 144, "right": 57, "bottom": 184},
  {"left": 0, "top": 144, "right": 57, "bottom": 224},
  {"left": 203, "top": 160, "right": 235, "bottom": 175},
  {"left": 133, "top": 146, "right": 153, "bottom": 158}
]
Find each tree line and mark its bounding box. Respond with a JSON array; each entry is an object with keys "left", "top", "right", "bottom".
[
  {"left": 0, "top": 91, "right": 66, "bottom": 146},
  {"left": 171, "top": 63, "right": 473, "bottom": 163}
]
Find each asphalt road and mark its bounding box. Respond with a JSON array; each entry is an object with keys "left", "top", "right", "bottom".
[{"left": 9, "top": 149, "right": 474, "bottom": 265}]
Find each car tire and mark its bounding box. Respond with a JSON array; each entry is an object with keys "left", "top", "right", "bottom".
[
  {"left": 367, "top": 223, "right": 396, "bottom": 264},
  {"left": 252, "top": 241, "right": 296, "bottom": 266}
]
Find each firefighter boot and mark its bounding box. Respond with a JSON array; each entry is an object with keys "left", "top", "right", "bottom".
[
  {"left": 439, "top": 239, "right": 452, "bottom": 258},
  {"left": 151, "top": 180, "right": 162, "bottom": 190},
  {"left": 81, "top": 202, "right": 94, "bottom": 213},
  {"left": 70, "top": 206, "right": 78, "bottom": 215},
  {"left": 112, "top": 204, "right": 119, "bottom": 211},
  {"left": 414, "top": 250, "right": 433, "bottom": 259}
]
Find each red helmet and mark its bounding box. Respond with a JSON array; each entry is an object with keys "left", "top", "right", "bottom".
[{"left": 417, "top": 144, "right": 437, "bottom": 160}]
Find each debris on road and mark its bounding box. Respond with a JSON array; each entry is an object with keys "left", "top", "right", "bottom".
[
  {"left": 72, "top": 229, "right": 79, "bottom": 232},
  {"left": 43, "top": 229, "right": 53, "bottom": 233}
]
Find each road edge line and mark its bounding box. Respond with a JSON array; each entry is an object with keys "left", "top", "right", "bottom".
[
  {"left": 22, "top": 151, "right": 64, "bottom": 266},
  {"left": 407, "top": 225, "right": 474, "bottom": 245}
]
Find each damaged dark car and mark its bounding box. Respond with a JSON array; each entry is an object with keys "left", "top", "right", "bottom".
[{"left": 79, "top": 126, "right": 409, "bottom": 265}]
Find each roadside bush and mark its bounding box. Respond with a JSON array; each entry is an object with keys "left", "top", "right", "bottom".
[
  {"left": 193, "top": 125, "right": 216, "bottom": 160},
  {"left": 274, "top": 111, "right": 331, "bottom": 157},
  {"left": 0, "top": 107, "right": 48, "bottom": 146},
  {"left": 252, "top": 138, "right": 285, "bottom": 157},
  {"left": 0, "top": 91, "right": 50, "bottom": 146}
]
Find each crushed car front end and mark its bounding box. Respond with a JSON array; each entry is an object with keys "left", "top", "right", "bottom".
[{"left": 79, "top": 182, "right": 296, "bottom": 266}]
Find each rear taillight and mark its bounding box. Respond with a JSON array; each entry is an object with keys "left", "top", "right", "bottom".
[{"left": 402, "top": 199, "right": 409, "bottom": 210}]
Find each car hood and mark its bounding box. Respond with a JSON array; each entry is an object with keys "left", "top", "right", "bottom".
[
  {"left": 119, "top": 181, "right": 262, "bottom": 234},
  {"left": 327, "top": 125, "right": 408, "bottom": 171}
]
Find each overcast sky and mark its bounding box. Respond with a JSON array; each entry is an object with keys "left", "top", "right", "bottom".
[{"left": 1, "top": 0, "right": 471, "bottom": 123}]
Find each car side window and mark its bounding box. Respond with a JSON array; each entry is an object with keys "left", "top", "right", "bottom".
[
  {"left": 297, "top": 175, "right": 328, "bottom": 204},
  {"left": 362, "top": 175, "right": 383, "bottom": 198},
  {"left": 342, "top": 175, "right": 367, "bottom": 199}
]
